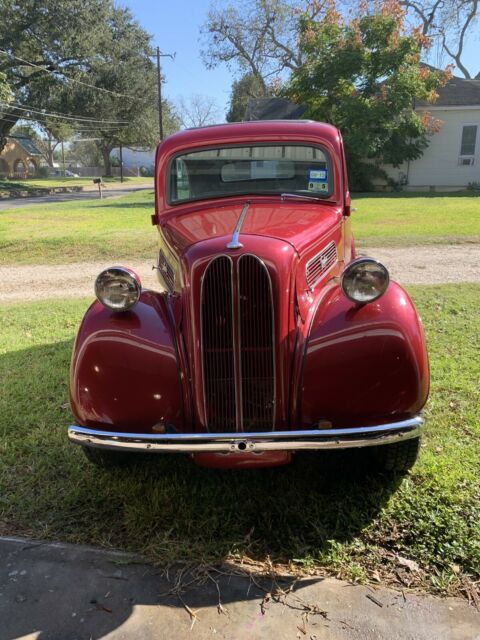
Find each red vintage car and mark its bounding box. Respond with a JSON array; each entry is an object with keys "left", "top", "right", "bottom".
[{"left": 68, "top": 121, "right": 429, "bottom": 472}]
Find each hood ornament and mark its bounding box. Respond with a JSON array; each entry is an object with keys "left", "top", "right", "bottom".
[{"left": 226, "top": 201, "right": 250, "bottom": 249}]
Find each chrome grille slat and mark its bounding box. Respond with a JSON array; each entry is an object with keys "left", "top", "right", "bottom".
[
  {"left": 201, "top": 257, "right": 236, "bottom": 432},
  {"left": 305, "top": 241, "right": 337, "bottom": 289},
  {"left": 158, "top": 249, "right": 175, "bottom": 292},
  {"left": 238, "top": 255, "right": 275, "bottom": 432}
]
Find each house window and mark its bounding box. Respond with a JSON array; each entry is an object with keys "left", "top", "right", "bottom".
[{"left": 460, "top": 125, "right": 477, "bottom": 156}]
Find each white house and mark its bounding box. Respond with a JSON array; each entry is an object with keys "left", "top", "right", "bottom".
[
  {"left": 111, "top": 147, "right": 155, "bottom": 172},
  {"left": 382, "top": 72, "right": 480, "bottom": 191}
]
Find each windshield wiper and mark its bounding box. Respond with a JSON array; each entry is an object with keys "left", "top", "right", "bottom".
[{"left": 280, "top": 193, "right": 332, "bottom": 203}]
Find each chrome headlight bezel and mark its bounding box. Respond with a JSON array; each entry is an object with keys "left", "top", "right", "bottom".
[
  {"left": 95, "top": 266, "right": 141, "bottom": 312},
  {"left": 341, "top": 258, "right": 389, "bottom": 304}
]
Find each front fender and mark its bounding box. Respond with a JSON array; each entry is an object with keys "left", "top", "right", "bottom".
[
  {"left": 70, "top": 291, "right": 184, "bottom": 433},
  {"left": 299, "top": 282, "right": 429, "bottom": 428}
]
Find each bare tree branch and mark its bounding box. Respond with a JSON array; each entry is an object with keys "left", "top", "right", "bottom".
[
  {"left": 400, "top": 0, "right": 445, "bottom": 34},
  {"left": 441, "top": 0, "right": 477, "bottom": 78},
  {"left": 175, "top": 94, "right": 221, "bottom": 128},
  {"left": 400, "top": 0, "right": 479, "bottom": 77},
  {"left": 201, "top": 1, "right": 310, "bottom": 84}
]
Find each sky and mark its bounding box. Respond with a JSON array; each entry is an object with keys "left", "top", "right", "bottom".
[
  {"left": 120, "top": 0, "right": 480, "bottom": 124},
  {"left": 120, "top": 0, "right": 234, "bottom": 120}
]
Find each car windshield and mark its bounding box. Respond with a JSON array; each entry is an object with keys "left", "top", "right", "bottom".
[{"left": 168, "top": 144, "right": 332, "bottom": 204}]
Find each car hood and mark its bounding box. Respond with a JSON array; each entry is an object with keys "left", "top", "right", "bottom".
[{"left": 160, "top": 200, "right": 343, "bottom": 256}]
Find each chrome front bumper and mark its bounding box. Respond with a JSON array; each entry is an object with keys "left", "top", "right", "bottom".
[{"left": 68, "top": 417, "right": 423, "bottom": 454}]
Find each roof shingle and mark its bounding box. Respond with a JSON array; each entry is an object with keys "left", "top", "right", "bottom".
[{"left": 417, "top": 66, "right": 480, "bottom": 107}]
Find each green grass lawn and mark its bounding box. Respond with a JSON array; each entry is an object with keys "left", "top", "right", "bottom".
[
  {"left": 0, "top": 284, "right": 478, "bottom": 596},
  {"left": 0, "top": 190, "right": 157, "bottom": 265},
  {"left": 1, "top": 191, "right": 479, "bottom": 265},
  {"left": 352, "top": 192, "right": 480, "bottom": 246}
]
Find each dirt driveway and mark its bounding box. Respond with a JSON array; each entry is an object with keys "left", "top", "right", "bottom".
[{"left": 1, "top": 244, "right": 479, "bottom": 304}]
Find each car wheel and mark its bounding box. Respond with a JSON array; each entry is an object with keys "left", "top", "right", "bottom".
[
  {"left": 372, "top": 437, "right": 421, "bottom": 474},
  {"left": 82, "top": 446, "right": 134, "bottom": 468}
]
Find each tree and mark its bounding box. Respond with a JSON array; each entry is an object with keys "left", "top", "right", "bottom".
[
  {"left": 11, "top": 119, "right": 73, "bottom": 167},
  {"left": 0, "top": 2, "right": 183, "bottom": 171},
  {"left": 333, "top": 0, "right": 479, "bottom": 78},
  {"left": 201, "top": 0, "right": 323, "bottom": 87},
  {"left": 68, "top": 140, "right": 103, "bottom": 168},
  {"left": 226, "top": 73, "right": 271, "bottom": 121},
  {"left": 204, "top": 0, "right": 479, "bottom": 80},
  {"left": 0, "top": 0, "right": 114, "bottom": 152},
  {"left": 91, "top": 100, "right": 178, "bottom": 177},
  {"left": 31, "top": 5, "right": 179, "bottom": 175},
  {"left": 286, "top": 7, "right": 449, "bottom": 189},
  {"left": 38, "top": 120, "right": 74, "bottom": 168},
  {"left": 176, "top": 94, "right": 220, "bottom": 128},
  {"left": 0, "top": 70, "right": 11, "bottom": 103}
]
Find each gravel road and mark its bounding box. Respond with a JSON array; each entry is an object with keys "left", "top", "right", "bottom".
[{"left": 1, "top": 244, "right": 479, "bottom": 304}]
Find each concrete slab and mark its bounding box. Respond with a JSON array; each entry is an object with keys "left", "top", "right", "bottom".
[{"left": 0, "top": 536, "right": 478, "bottom": 640}]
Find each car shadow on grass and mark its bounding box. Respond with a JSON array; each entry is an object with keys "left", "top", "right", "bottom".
[{"left": 0, "top": 339, "right": 402, "bottom": 639}]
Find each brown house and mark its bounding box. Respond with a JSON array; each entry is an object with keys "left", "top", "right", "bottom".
[{"left": 0, "top": 135, "right": 43, "bottom": 178}]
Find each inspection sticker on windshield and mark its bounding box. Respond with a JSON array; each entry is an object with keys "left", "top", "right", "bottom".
[{"left": 308, "top": 168, "right": 328, "bottom": 192}]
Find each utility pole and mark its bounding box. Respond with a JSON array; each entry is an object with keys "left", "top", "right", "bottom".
[
  {"left": 155, "top": 47, "right": 175, "bottom": 141},
  {"left": 156, "top": 47, "right": 163, "bottom": 140}
]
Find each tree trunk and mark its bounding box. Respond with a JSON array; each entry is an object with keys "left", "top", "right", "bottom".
[
  {"left": 99, "top": 143, "right": 113, "bottom": 177},
  {"left": 0, "top": 116, "right": 18, "bottom": 153},
  {"left": 47, "top": 137, "right": 55, "bottom": 168}
]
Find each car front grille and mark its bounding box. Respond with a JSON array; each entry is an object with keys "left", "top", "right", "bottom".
[{"left": 201, "top": 255, "right": 275, "bottom": 433}]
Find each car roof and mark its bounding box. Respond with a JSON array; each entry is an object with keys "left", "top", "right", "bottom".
[{"left": 158, "top": 120, "right": 341, "bottom": 156}]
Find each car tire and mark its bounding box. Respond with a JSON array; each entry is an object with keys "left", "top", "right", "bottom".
[
  {"left": 372, "top": 437, "right": 421, "bottom": 474},
  {"left": 82, "top": 446, "right": 134, "bottom": 468}
]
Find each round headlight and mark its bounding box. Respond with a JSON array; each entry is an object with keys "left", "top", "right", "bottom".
[
  {"left": 95, "top": 267, "right": 141, "bottom": 312},
  {"left": 341, "top": 258, "right": 389, "bottom": 304}
]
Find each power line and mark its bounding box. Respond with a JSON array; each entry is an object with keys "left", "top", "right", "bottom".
[
  {"left": 0, "top": 110, "right": 128, "bottom": 131},
  {"left": 0, "top": 106, "right": 127, "bottom": 128},
  {"left": 0, "top": 116, "right": 124, "bottom": 131},
  {"left": 0, "top": 49, "right": 139, "bottom": 101},
  {"left": 1, "top": 101, "right": 130, "bottom": 124},
  {"left": 0, "top": 113, "right": 125, "bottom": 132}
]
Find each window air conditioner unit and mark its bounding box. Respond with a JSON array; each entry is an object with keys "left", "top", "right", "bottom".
[{"left": 458, "top": 157, "right": 475, "bottom": 166}]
